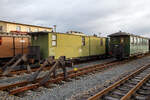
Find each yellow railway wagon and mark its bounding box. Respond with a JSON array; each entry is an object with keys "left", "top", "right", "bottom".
[
  {"left": 30, "top": 32, "right": 106, "bottom": 59},
  {"left": 89, "top": 36, "right": 106, "bottom": 56}
]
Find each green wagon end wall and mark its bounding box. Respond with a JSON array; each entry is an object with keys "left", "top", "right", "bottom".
[{"left": 31, "top": 34, "right": 48, "bottom": 59}]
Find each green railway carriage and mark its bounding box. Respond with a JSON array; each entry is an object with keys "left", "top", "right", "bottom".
[
  {"left": 109, "top": 31, "right": 149, "bottom": 59},
  {"left": 30, "top": 32, "right": 106, "bottom": 60}
]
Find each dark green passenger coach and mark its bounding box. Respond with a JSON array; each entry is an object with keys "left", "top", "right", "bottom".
[{"left": 109, "top": 31, "right": 149, "bottom": 59}]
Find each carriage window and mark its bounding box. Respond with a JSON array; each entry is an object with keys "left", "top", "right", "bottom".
[
  {"left": 100, "top": 38, "right": 103, "bottom": 46},
  {"left": 144, "top": 39, "right": 146, "bottom": 45},
  {"left": 136, "top": 37, "right": 139, "bottom": 44},
  {"left": 0, "top": 26, "right": 3, "bottom": 31},
  {"left": 120, "top": 38, "right": 124, "bottom": 43},
  {"left": 82, "top": 37, "right": 85, "bottom": 46},
  {"left": 141, "top": 38, "right": 143, "bottom": 44},
  {"left": 34, "top": 36, "right": 38, "bottom": 40},
  {"left": 142, "top": 39, "right": 144, "bottom": 45},
  {"left": 52, "top": 41, "right": 56, "bottom": 46},
  {"left": 137, "top": 37, "right": 139, "bottom": 44},
  {"left": 134, "top": 37, "right": 136, "bottom": 44},
  {"left": 146, "top": 39, "right": 148, "bottom": 45},
  {"left": 52, "top": 34, "right": 56, "bottom": 40},
  {"left": 131, "top": 37, "right": 134, "bottom": 44},
  {"left": 0, "top": 37, "right": 2, "bottom": 45},
  {"left": 139, "top": 38, "right": 141, "bottom": 44},
  {"left": 52, "top": 34, "right": 57, "bottom": 46}
]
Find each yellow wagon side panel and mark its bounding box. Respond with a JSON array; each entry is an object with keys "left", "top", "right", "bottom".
[
  {"left": 48, "top": 33, "right": 90, "bottom": 59},
  {"left": 89, "top": 37, "right": 106, "bottom": 56}
]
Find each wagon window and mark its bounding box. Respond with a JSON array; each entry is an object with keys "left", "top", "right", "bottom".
[
  {"left": 34, "top": 36, "right": 38, "bottom": 40},
  {"left": 143, "top": 39, "right": 146, "bottom": 45},
  {"left": 0, "top": 37, "right": 2, "bottom": 45},
  {"left": 0, "top": 26, "right": 3, "bottom": 31},
  {"left": 136, "top": 37, "right": 139, "bottom": 44},
  {"left": 137, "top": 37, "right": 140, "bottom": 44},
  {"left": 52, "top": 34, "right": 56, "bottom": 40},
  {"left": 52, "top": 41, "right": 56, "bottom": 46},
  {"left": 131, "top": 37, "right": 134, "bottom": 44},
  {"left": 134, "top": 37, "right": 136, "bottom": 44},
  {"left": 142, "top": 39, "right": 144, "bottom": 45},
  {"left": 82, "top": 37, "right": 85, "bottom": 46},
  {"left": 100, "top": 38, "right": 103, "bottom": 46},
  {"left": 141, "top": 38, "right": 142, "bottom": 44},
  {"left": 52, "top": 34, "right": 57, "bottom": 46},
  {"left": 120, "top": 38, "right": 124, "bottom": 43},
  {"left": 146, "top": 39, "right": 148, "bottom": 45}
]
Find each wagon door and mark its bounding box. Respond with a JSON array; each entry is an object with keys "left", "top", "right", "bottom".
[
  {"left": 15, "top": 37, "right": 24, "bottom": 55},
  {"left": 0, "top": 37, "right": 14, "bottom": 58}
]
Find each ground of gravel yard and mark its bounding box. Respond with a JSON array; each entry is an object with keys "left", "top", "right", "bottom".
[{"left": 0, "top": 56, "right": 150, "bottom": 100}]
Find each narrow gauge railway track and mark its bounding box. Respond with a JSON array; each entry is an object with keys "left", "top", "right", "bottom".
[
  {"left": 0, "top": 53, "right": 148, "bottom": 77},
  {"left": 88, "top": 63, "right": 150, "bottom": 100},
  {"left": 0, "top": 58, "right": 110, "bottom": 77},
  {"left": 0, "top": 60, "right": 122, "bottom": 95},
  {"left": 0, "top": 66, "right": 51, "bottom": 77},
  {"left": 0, "top": 54, "right": 148, "bottom": 96}
]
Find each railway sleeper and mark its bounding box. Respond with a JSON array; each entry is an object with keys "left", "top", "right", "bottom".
[
  {"left": 127, "top": 80, "right": 139, "bottom": 85},
  {"left": 141, "top": 85, "right": 150, "bottom": 90},
  {"left": 130, "top": 78, "right": 141, "bottom": 82},
  {"left": 134, "top": 93, "right": 150, "bottom": 100},
  {"left": 117, "top": 86, "right": 131, "bottom": 91},
  {"left": 111, "top": 90, "right": 126, "bottom": 97},
  {"left": 145, "top": 82, "right": 150, "bottom": 87},
  {"left": 137, "top": 89, "right": 150, "bottom": 95},
  {"left": 123, "top": 83, "right": 135, "bottom": 88},
  {"left": 103, "top": 94, "right": 121, "bottom": 100}
]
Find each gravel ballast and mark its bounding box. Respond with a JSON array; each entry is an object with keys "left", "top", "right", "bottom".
[{"left": 0, "top": 56, "right": 150, "bottom": 100}]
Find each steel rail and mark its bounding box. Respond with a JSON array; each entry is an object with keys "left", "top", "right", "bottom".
[
  {"left": 0, "top": 60, "right": 116, "bottom": 91},
  {"left": 121, "top": 73, "right": 150, "bottom": 100},
  {"left": 1, "top": 52, "right": 149, "bottom": 76},
  {"left": 88, "top": 63, "right": 150, "bottom": 100},
  {"left": 9, "top": 61, "right": 119, "bottom": 95}
]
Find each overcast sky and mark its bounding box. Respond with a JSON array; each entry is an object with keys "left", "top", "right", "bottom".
[{"left": 0, "top": 0, "right": 150, "bottom": 37}]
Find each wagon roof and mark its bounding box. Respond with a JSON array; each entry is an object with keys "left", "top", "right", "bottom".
[
  {"left": 29, "top": 32, "right": 106, "bottom": 38},
  {"left": 28, "top": 31, "right": 49, "bottom": 35},
  {"left": 108, "top": 31, "right": 131, "bottom": 37},
  {"left": 108, "top": 31, "right": 149, "bottom": 39}
]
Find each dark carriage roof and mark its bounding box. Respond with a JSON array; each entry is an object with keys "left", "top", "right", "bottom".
[
  {"left": 108, "top": 31, "right": 132, "bottom": 37},
  {"left": 28, "top": 31, "right": 49, "bottom": 35},
  {"left": 108, "top": 31, "right": 149, "bottom": 39}
]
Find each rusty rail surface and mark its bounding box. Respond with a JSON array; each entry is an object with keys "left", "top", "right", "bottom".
[
  {"left": 0, "top": 60, "right": 120, "bottom": 95},
  {"left": 0, "top": 61, "right": 115, "bottom": 91},
  {"left": 0, "top": 59, "right": 110, "bottom": 76},
  {"left": 88, "top": 63, "right": 150, "bottom": 100},
  {"left": 1, "top": 53, "right": 149, "bottom": 95},
  {"left": 9, "top": 61, "right": 119, "bottom": 95},
  {"left": 1, "top": 53, "right": 149, "bottom": 76}
]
